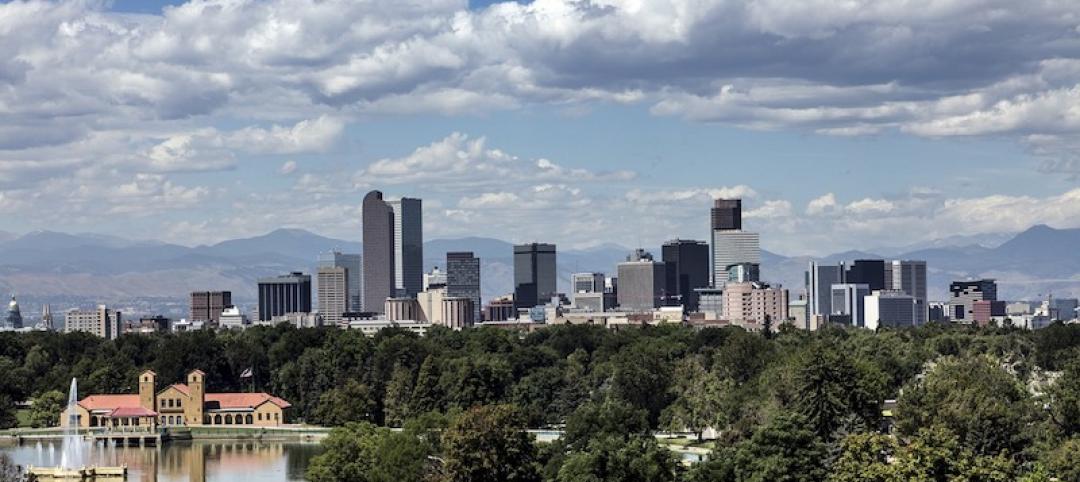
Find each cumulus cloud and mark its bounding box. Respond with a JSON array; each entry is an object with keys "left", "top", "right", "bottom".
[
  {"left": 806, "top": 193, "right": 837, "bottom": 215},
  {"left": 354, "top": 132, "right": 636, "bottom": 190}
]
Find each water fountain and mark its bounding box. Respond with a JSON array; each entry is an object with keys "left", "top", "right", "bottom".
[{"left": 27, "top": 378, "right": 127, "bottom": 481}]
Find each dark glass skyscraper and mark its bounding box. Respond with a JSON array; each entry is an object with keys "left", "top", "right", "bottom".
[
  {"left": 514, "top": 243, "right": 556, "bottom": 310},
  {"left": 362, "top": 190, "right": 395, "bottom": 313},
  {"left": 390, "top": 197, "right": 423, "bottom": 298},
  {"left": 711, "top": 199, "right": 742, "bottom": 231},
  {"left": 447, "top": 251, "right": 481, "bottom": 321},
  {"left": 661, "top": 239, "right": 710, "bottom": 311},
  {"left": 257, "top": 272, "right": 311, "bottom": 322},
  {"left": 846, "top": 259, "right": 886, "bottom": 291}
]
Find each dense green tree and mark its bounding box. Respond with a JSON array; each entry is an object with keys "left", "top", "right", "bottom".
[
  {"left": 663, "top": 356, "right": 727, "bottom": 440},
  {"left": 28, "top": 390, "right": 66, "bottom": 428},
  {"left": 439, "top": 355, "right": 512, "bottom": 410},
  {"left": 410, "top": 354, "right": 443, "bottom": 415},
  {"left": 1046, "top": 360, "right": 1080, "bottom": 438},
  {"left": 733, "top": 413, "right": 827, "bottom": 482},
  {"left": 511, "top": 366, "right": 566, "bottom": 428},
  {"left": 556, "top": 435, "right": 679, "bottom": 482},
  {"left": 609, "top": 342, "right": 675, "bottom": 427},
  {"left": 311, "top": 380, "right": 377, "bottom": 426},
  {"left": 441, "top": 405, "right": 540, "bottom": 482},
  {"left": 1038, "top": 437, "right": 1080, "bottom": 482},
  {"left": 0, "top": 394, "right": 16, "bottom": 430},
  {"left": 795, "top": 344, "right": 887, "bottom": 439},
  {"left": 896, "top": 355, "right": 1034, "bottom": 456},
  {"left": 383, "top": 363, "right": 414, "bottom": 427},
  {"left": 307, "top": 422, "right": 429, "bottom": 482},
  {"left": 563, "top": 400, "right": 650, "bottom": 451}
]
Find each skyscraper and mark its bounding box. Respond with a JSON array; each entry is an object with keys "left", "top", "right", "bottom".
[
  {"left": 661, "top": 239, "right": 710, "bottom": 311},
  {"left": 317, "top": 266, "right": 348, "bottom": 326},
  {"left": 617, "top": 249, "right": 667, "bottom": 312},
  {"left": 514, "top": 243, "right": 557, "bottom": 310},
  {"left": 948, "top": 279, "right": 997, "bottom": 323},
  {"left": 711, "top": 199, "right": 742, "bottom": 231},
  {"left": 710, "top": 198, "right": 759, "bottom": 287},
  {"left": 257, "top": 272, "right": 312, "bottom": 322},
  {"left": 65, "top": 305, "right": 121, "bottom": 339},
  {"left": 447, "top": 251, "right": 481, "bottom": 322},
  {"left": 572, "top": 273, "right": 606, "bottom": 293},
  {"left": 845, "top": 259, "right": 886, "bottom": 291},
  {"left": 363, "top": 191, "right": 395, "bottom": 313},
  {"left": 712, "top": 231, "right": 760, "bottom": 287},
  {"left": 389, "top": 197, "right": 423, "bottom": 298},
  {"left": 807, "top": 261, "right": 845, "bottom": 319},
  {"left": 318, "top": 251, "right": 362, "bottom": 312},
  {"left": 831, "top": 283, "right": 870, "bottom": 327},
  {"left": 886, "top": 260, "right": 927, "bottom": 325},
  {"left": 190, "top": 291, "right": 232, "bottom": 324}
]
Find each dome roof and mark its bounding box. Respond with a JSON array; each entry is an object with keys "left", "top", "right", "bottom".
[{"left": 8, "top": 295, "right": 18, "bottom": 311}]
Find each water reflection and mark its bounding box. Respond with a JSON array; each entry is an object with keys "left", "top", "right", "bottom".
[{"left": 2, "top": 440, "right": 323, "bottom": 482}]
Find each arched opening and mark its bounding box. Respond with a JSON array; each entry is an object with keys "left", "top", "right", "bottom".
[
  {"left": 214, "top": 414, "right": 222, "bottom": 425},
  {"left": 225, "top": 414, "right": 233, "bottom": 425},
  {"left": 245, "top": 414, "right": 253, "bottom": 425}
]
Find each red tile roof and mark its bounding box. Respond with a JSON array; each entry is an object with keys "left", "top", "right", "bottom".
[
  {"left": 109, "top": 406, "right": 158, "bottom": 418},
  {"left": 78, "top": 394, "right": 140, "bottom": 411},
  {"left": 206, "top": 393, "right": 292, "bottom": 410},
  {"left": 164, "top": 383, "right": 191, "bottom": 396}
]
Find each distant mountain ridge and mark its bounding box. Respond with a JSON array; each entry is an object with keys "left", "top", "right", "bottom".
[{"left": 0, "top": 225, "right": 1076, "bottom": 316}]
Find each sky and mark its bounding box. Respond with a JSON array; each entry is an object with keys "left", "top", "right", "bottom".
[{"left": 1, "top": 0, "right": 1080, "bottom": 256}]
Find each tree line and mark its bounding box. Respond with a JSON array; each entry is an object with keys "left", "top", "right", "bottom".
[{"left": 0, "top": 322, "right": 1079, "bottom": 480}]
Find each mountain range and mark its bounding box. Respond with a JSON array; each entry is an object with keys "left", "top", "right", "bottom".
[{"left": 0, "top": 225, "right": 1076, "bottom": 318}]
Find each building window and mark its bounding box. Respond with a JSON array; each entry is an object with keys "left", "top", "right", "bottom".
[
  {"left": 176, "top": 399, "right": 182, "bottom": 408},
  {"left": 258, "top": 413, "right": 262, "bottom": 421},
  {"left": 245, "top": 414, "right": 253, "bottom": 424},
  {"left": 214, "top": 415, "right": 222, "bottom": 425},
  {"left": 225, "top": 414, "right": 233, "bottom": 424}
]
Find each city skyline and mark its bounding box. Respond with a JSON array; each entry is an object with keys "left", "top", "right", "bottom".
[{"left": 1, "top": 1, "right": 1080, "bottom": 256}]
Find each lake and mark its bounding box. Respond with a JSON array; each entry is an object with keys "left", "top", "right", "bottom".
[{"left": 1, "top": 440, "right": 323, "bottom": 482}]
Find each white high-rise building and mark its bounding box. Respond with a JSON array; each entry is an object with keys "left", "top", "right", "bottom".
[
  {"left": 831, "top": 283, "right": 870, "bottom": 328},
  {"left": 65, "top": 305, "right": 122, "bottom": 339},
  {"left": 886, "top": 260, "right": 927, "bottom": 325},
  {"left": 711, "top": 231, "right": 760, "bottom": 287},
  {"left": 389, "top": 198, "right": 423, "bottom": 298}
]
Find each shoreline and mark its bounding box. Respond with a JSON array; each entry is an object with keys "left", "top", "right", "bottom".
[{"left": 0, "top": 426, "right": 332, "bottom": 447}]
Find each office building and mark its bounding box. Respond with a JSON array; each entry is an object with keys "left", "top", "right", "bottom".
[
  {"left": 572, "top": 291, "right": 616, "bottom": 312},
  {"left": 318, "top": 251, "right": 362, "bottom": 312},
  {"left": 711, "top": 199, "right": 742, "bottom": 230},
  {"left": 417, "top": 285, "right": 475, "bottom": 329},
  {"left": 886, "top": 260, "right": 927, "bottom": 325},
  {"left": 712, "top": 231, "right": 760, "bottom": 288},
  {"left": 972, "top": 300, "right": 1007, "bottom": 326},
  {"left": 447, "top": 251, "right": 481, "bottom": 322},
  {"left": 722, "top": 282, "right": 788, "bottom": 325},
  {"left": 363, "top": 190, "right": 396, "bottom": 313},
  {"left": 423, "top": 266, "right": 448, "bottom": 291},
  {"left": 662, "top": 239, "right": 710, "bottom": 311},
  {"left": 484, "top": 296, "right": 516, "bottom": 322},
  {"left": 1006, "top": 301, "right": 1033, "bottom": 316},
  {"left": 710, "top": 199, "right": 759, "bottom": 287},
  {"left": 257, "top": 272, "right": 312, "bottom": 322},
  {"left": 5, "top": 295, "right": 22, "bottom": 330},
  {"left": 317, "top": 266, "right": 349, "bottom": 326},
  {"left": 65, "top": 305, "right": 122, "bottom": 339},
  {"left": 788, "top": 298, "right": 808, "bottom": 329},
  {"left": 807, "top": 261, "right": 845, "bottom": 318},
  {"left": 846, "top": 259, "right": 886, "bottom": 291},
  {"left": 124, "top": 316, "right": 170, "bottom": 334},
  {"left": 617, "top": 249, "right": 667, "bottom": 312},
  {"left": 831, "top": 283, "right": 871, "bottom": 327},
  {"left": 572, "top": 272, "right": 607, "bottom": 294},
  {"left": 514, "top": 243, "right": 557, "bottom": 310},
  {"left": 190, "top": 291, "right": 232, "bottom": 324},
  {"left": 389, "top": 197, "right": 423, "bottom": 298},
  {"left": 385, "top": 297, "right": 421, "bottom": 322},
  {"left": 948, "top": 279, "right": 997, "bottom": 323},
  {"left": 1052, "top": 298, "right": 1079, "bottom": 321},
  {"left": 726, "top": 262, "right": 760, "bottom": 284},
  {"left": 219, "top": 306, "right": 249, "bottom": 329},
  {"left": 863, "top": 291, "right": 916, "bottom": 330}
]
